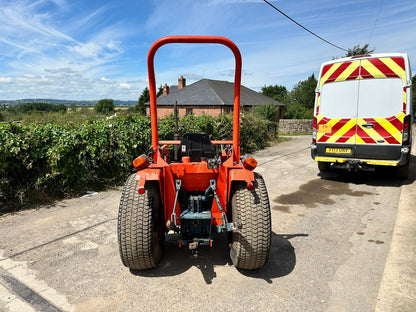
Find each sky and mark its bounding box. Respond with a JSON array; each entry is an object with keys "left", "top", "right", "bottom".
[{"left": 0, "top": 0, "right": 415, "bottom": 101}]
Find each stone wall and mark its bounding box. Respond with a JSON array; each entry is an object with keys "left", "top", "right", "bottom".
[{"left": 278, "top": 119, "right": 313, "bottom": 134}]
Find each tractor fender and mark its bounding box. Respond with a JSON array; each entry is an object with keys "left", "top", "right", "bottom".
[
  {"left": 135, "top": 168, "right": 163, "bottom": 201},
  {"left": 228, "top": 168, "right": 255, "bottom": 199}
]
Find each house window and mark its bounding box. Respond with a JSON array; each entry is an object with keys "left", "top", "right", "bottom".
[{"left": 186, "top": 108, "right": 193, "bottom": 115}]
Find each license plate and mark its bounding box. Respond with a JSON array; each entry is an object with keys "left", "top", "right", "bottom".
[{"left": 326, "top": 147, "right": 351, "bottom": 154}]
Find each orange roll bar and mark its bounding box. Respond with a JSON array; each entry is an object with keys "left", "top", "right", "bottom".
[{"left": 147, "top": 36, "right": 242, "bottom": 162}]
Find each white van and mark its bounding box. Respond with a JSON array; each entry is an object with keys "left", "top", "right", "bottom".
[{"left": 311, "top": 53, "right": 413, "bottom": 178}]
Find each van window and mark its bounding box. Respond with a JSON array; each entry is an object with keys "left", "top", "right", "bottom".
[
  {"left": 319, "top": 80, "right": 359, "bottom": 118},
  {"left": 357, "top": 78, "right": 403, "bottom": 118}
]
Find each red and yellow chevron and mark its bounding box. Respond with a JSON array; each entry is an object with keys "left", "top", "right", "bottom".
[
  {"left": 319, "top": 57, "right": 406, "bottom": 88},
  {"left": 315, "top": 56, "right": 407, "bottom": 145},
  {"left": 317, "top": 57, "right": 407, "bottom": 111},
  {"left": 316, "top": 112, "right": 405, "bottom": 145}
]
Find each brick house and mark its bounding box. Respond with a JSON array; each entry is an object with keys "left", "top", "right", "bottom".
[{"left": 146, "top": 76, "right": 285, "bottom": 120}]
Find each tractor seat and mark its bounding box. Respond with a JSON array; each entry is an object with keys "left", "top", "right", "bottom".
[{"left": 178, "top": 133, "right": 215, "bottom": 162}]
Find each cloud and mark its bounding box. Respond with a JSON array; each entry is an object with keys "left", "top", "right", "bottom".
[
  {"left": 44, "top": 67, "right": 77, "bottom": 74},
  {"left": 99, "top": 77, "right": 116, "bottom": 84},
  {"left": 0, "top": 0, "right": 133, "bottom": 99},
  {"left": 0, "top": 0, "right": 415, "bottom": 101},
  {"left": 119, "top": 83, "right": 132, "bottom": 90},
  {"left": 70, "top": 42, "right": 102, "bottom": 58},
  {"left": 0, "top": 77, "right": 12, "bottom": 83}
]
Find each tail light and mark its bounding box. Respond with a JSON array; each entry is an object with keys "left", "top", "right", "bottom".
[
  {"left": 132, "top": 154, "right": 150, "bottom": 171},
  {"left": 312, "top": 117, "right": 317, "bottom": 144},
  {"left": 402, "top": 115, "right": 411, "bottom": 145},
  {"left": 242, "top": 155, "right": 257, "bottom": 171}
]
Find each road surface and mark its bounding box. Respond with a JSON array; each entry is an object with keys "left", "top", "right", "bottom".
[{"left": 0, "top": 135, "right": 415, "bottom": 312}]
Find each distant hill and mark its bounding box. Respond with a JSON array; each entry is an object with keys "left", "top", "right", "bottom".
[{"left": 0, "top": 99, "right": 137, "bottom": 106}]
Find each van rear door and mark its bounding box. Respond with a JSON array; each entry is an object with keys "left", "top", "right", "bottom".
[
  {"left": 354, "top": 57, "right": 406, "bottom": 160},
  {"left": 315, "top": 56, "right": 407, "bottom": 161},
  {"left": 315, "top": 60, "right": 360, "bottom": 158}
]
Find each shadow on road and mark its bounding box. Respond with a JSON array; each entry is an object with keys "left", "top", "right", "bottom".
[
  {"left": 130, "top": 231, "right": 306, "bottom": 284},
  {"left": 238, "top": 233, "right": 306, "bottom": 284}
]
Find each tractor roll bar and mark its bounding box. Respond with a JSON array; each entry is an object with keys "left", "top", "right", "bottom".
[{"left": 147, "top": 36, "right": 242, "bottom": 161}]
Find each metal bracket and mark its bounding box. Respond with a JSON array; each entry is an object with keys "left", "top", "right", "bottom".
[
  {"left": 170, "top": 180, "right": 182, "bottom": 230},
  {"left": 210, "top": 179, "right": 216, "bottom": 191},
  {"left": 209, "top": 179, "right": 241, "bottom": 233}
]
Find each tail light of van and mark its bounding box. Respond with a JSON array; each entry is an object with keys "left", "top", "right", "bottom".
[
  {"left": 312, "top": 117, "right": 317, "bottom": 143},
  {"left": 402, "top": 115, "right": 411, "bottom": 145}
]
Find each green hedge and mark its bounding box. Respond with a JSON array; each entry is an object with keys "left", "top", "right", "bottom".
[{"left": 0, "top": 112, "right": 276, "bottom": 212}]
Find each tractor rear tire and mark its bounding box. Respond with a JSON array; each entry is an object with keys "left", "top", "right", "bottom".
[
  {"left": 118, "top": 174, "right": 164, "bottom": 270},
  {"left": 230, "top": 172, "right": 271, "bottom": 270}
]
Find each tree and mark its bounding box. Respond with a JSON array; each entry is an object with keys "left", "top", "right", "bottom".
[
  {"left": 345, "top": 44, "right": 375, "bottom": 57},
  {"left": 252, "top": 103, "right": 279, "bottom": 122},
  {"left": 94, "top": 99, "right": 114, "bottom": 113},
  {"left": 290, "top": 74, "right": 317, "bottom": 110},
  {"left": 135, "top": 87, "right": 149, "bottom": 115},
  {"left": 261, "top": 85, "right": 288, "bottom": 103},
  {"left": 282, "top": 74, "right": 317, "bottom": 119},
  {"left": 7, "top": 102, "right": 67, "bottom": 114},
  {"left": 157, "top": 85, "right": 163, "bottom": 97}
]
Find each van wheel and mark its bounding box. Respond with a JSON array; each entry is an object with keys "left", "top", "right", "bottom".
[
  {"left": 318, "top": 161, "right": 330, "bottom": 172},
  {"left": 396, "top": 162, "right": 409, "bottom": 179},
  {"left": 118, "top": 174, "right": 165, "bottom": 270},
  {"left": 230, "top": 173, "right": 271, "bottom": 270}
]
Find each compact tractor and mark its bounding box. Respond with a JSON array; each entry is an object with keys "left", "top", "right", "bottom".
[{"left": 117, "top": 36, "right": 272, "bottom": 270}]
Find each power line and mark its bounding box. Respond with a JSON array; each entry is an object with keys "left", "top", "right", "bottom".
[
  {"left": 368, "top": 0, "right": 384, "bottom": 45},
  {"left": 263, "top": 0, "right": 348, "bottom": 52}
]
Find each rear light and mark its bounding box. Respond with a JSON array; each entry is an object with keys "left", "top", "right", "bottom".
[
  {"left": 312, "top": 117, "right": 317, "bottom": 144},
  {"left": 132, "top": 154, "right": 150, "bottom": 171},
  {"left": 242, "top": 155, "right": 257, "bottom": 171},
  {"left": 402, "top": 115, "right": 411, "bottom": 145}
]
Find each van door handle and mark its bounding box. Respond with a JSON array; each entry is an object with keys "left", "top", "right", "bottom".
[{"left": 362, "top": 123, "right": 375, "bottom": 128}]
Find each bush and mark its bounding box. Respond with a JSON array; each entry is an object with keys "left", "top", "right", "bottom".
[
  {"left": 0, "top": 112, "right": 275, "bottom": 212},
  {"left": 0, "top": 116, "right": 150, "bottom": 212},
  {"left": 240, "top": 112, "right": 277, "bottom": 153}
]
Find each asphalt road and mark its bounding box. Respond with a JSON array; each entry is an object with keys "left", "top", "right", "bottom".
[{"left": 0, "top": 135, "right": 414, "bottom": 312}]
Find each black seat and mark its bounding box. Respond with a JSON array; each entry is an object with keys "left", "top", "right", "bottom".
[{"left": 178, "top": 133, "right": 214, "bottom": 162}]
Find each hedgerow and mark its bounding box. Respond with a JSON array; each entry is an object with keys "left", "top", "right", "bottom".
[{"left": 0, "top": 112, "right": 276, "bottom": 213}]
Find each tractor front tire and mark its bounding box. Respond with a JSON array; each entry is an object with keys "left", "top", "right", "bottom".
[
  {"left": 118, "top": 174, "right": 164, "bottom": 270},
  {"left": 230, "top": 172, "right": 271, "bottom": 270}
]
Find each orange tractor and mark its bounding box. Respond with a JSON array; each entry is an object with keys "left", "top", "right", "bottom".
[{"left": 117, "top": 36, "right": 271, "bottom": 270}]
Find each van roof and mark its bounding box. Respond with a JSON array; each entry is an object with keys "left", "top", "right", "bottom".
[{"left": 321, "top": 53, "right": 409, "bottom": 66}]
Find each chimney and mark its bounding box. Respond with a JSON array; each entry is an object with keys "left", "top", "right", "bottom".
[
  {"left": 163, "top": 84, "right": 169, "bottom": 96},
  {"left": 178, "top": 76, "right": 186, "bottom": 90}
]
